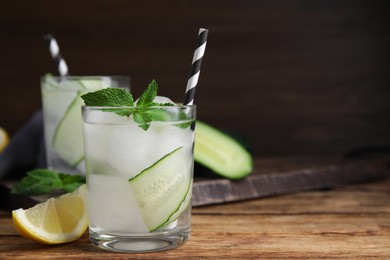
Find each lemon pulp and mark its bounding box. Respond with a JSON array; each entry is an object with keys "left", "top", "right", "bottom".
[{"left": 12, "top": 184, "right": 88, "bottom": 244}]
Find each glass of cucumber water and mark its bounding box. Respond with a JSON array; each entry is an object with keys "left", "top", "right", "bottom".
[
  {"left": 40, "top": 75, "right": 130, "bottom": 175},
  {"left": 81, "top": 102, "right": 196, "bottom": 253}
]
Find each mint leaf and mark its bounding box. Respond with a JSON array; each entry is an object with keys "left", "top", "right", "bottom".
[
  {"left": 104, "top": 107, "right": 133, "bottom": 117},
  {"left": 150, "top": 102, "right": 174, "bottom": 107},
  {"left": 59, "top": 173, "right": 85, "bottom": 193},
  {"left": 132, "top": 79, "right": 161, "bottom": 131},
  {"left": 146, "top": 104, "right": 192, "bottom": 129},
  {"left": 81, "top": 88, "right": 134, "bottom": 107},
  {"left": 146, "top": 108, "right": 174, "bottom": 122},
  {"left": 137, "top": 79, "right": 158, "bottom": 106},
  {"left": 177, "top": 110, "right": 193, "bottom": 128},
  {"left": 11, "top": 169, "right": 63, "bottom": 195},
  {"left": 11, "top": 169, "right": 86, "bottom": 195},
  {"left": 79, "top": 79, "right": 192, "bottom": 130},
  {"left": 133, "top": 111, "right": 152, "bottom": 130},
  {"left": 81, "top": 88, "right": 134, "bottom": 117}
]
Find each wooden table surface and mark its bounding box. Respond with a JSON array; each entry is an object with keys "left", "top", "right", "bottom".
[{"left": 1, "top": 175, "right": 389, "bottom": 259}]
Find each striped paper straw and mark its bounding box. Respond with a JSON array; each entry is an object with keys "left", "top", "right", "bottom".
[
  {"left": 44, "top": 34, "right": 69, "bottom": 76},
  {"left": 184, "top": 28, "right": 209, "bottom": 105}
]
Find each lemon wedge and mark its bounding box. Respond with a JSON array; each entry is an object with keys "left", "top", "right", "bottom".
[
  {"left": 0, "top": 127, "right": 9, "bottom": 153},
  {"left": 12, "top": 184, "right": 88, "bottom": 244}
]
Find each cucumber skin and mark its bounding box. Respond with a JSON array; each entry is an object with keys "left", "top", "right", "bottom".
[
  {"left": 51, "top": 81, "right": 110, "bottom": 167},
  {"left": 52, "top": 92, "right": 85, "bottom": 166},
  {"left": 129, "top": 146, "right": 183, "bottom": 181},
  {"left": 165, "top": 180, "right": 192, "bottom": 226},
  {"left": 194, "top": 120, "right": 253, "bottom": 180},
  {"left": 155, "top": 179, "right": 192, "bottom": 231},
  {"left": 129, "top": 147, "right": 192, "bottom": 232}
]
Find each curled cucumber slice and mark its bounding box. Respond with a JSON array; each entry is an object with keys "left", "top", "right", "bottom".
[
  {"left": 52, "top": 80, "right": 110, "bottom": 167},
  {"left": 129, "top": 147, "right": 192, "bottom": 232}
]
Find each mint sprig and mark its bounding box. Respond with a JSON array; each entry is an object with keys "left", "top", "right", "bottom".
[
  {"left": 132, "top": 80, "right": 160, "bottom": 130},
  {"left": 81, "top": 88, "right": 134, "bottom": 117},
  {"left": 11, "top": 169, "right": 85, "bottom": 195},
  {"left": 137, "top": 80, "right": 158, "bottom": 106},
  {"left": 82, "top": 87, "right": 134, "bottom": 107},
  {"left": 81, "top": 79, "right": 180, "bottom": 130}
]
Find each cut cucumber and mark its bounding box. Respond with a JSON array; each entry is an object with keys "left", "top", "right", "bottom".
[
  {"left": 52, "top": 80, "right": 110, "bottom": 167},
  {"left": 52, "top": 94, "right": 85, "bottom": 166},
  {"left": 77, "top": 78, "right": 111, "bottom": 90},
  {"left": 194, "top": 120, "right": 253, "bottom": 179},
  {"left": 166, "top": 182, "right": 192, "bottom": 224},
  {"left": 129, "top": 147, "right": 192, "bottom": 232},
  {"left": 41, "top": 73, "right": 60, "bottom": 89}
]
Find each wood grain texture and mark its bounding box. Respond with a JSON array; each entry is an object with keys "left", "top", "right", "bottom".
[
  {"left": 1, "top": 178, "right": 389, "bottom": 259},
  {"left": 0, "top": 0, "right": 389, "bottom": 155},
  {"left": 193, "top": 155, "right": 390, "bottom": 206}
]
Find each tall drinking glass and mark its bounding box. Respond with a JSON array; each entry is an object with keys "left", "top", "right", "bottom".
[
  {"left": 41, "top": 75, "right": 130, "bottom": 174},
  {"left": 82, "top": 105, "right": 196, "bottom": 253}
]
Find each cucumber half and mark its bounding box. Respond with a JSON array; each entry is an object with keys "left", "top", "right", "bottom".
[
  {"left": 194, "top": 120, "right": 253, "bottom": 179},
  {"left": 129, "top": 147, "right": 192, "bottom": 232}
]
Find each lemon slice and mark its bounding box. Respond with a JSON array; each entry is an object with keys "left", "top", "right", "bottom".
[
  {"left": 0, "top": 127, "right": 10, "bottom": 153},
  {"left": 12, "top": 184, "right": 88, "bottom": 244}
]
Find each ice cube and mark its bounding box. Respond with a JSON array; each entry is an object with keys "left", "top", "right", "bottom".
[
  {"left": 84, "top": 109, "right": 129, "bottom": 124},
  {"left": 88, "top": 174, "right": 148, "bottom": 234},
  {"left": 152, "top": 96, "right": 175, "bottom": 105},
  {"left": 108, "top": 122, "right": 194, "bottom": 179},
  {"left": 83, "top": 117, "right": 121, "bottom": 168},
  {"left": 134, "top": 95, "right": 175, "bottom": 106},
  {"left": 83, "top": 125, "right": 108, "bottom": 167},
  {"left": 108, "top": 123, "right": 158, "bottom": 178}
]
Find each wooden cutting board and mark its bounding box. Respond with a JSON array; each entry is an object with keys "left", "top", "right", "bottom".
[
  {"left": 192, "top": 155, "right": 390, "bottom": 206},
  {"left": 1, "top": 155, "right": 390, "bottom": 209}
]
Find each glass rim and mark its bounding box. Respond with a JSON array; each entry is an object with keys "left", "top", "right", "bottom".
[
  {"left": 82, "top": 104, "right": 196, "bottom": 110},
  {"left": 40, "top": 75, "right": 130, "bottom": 80}
]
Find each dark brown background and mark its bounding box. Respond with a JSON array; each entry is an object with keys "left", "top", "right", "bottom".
[{"left": 0, "top": 0, "right": 389, "bottom": 156}]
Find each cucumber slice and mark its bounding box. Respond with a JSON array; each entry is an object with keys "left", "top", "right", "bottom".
[
  {"left": 77, "top": 78, "right": 111, "bottom": 90},
  {"left": 41, "top": 73, "right": 60, "bottom": 89},
  {"left": 129, "top": 147, "right": 192, "bottom": 232},
  {"left": 166, "top": 182, "right": 192, "bottom": 224},
  {"left": 194, "top": 120, "right": 253, "bottom": 179},
  {"left": 52, "top": 80, "right": 110, "bottom": 167},
  {"left": 52, "top": 94, "right": 85, "bottom": 166}
]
